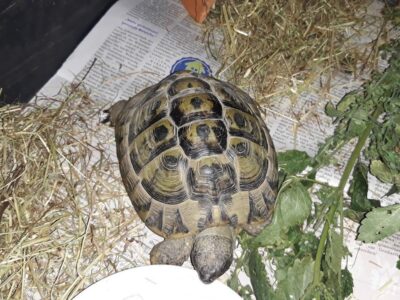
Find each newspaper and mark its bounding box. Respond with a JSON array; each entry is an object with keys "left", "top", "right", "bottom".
[{"left": 37, "top": 0, "right": 400, "bottom": 298}]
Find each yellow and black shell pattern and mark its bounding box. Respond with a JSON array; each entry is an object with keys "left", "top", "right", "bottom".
[{"left": 114, "top": 71, "right": 278, "bottom": 239}]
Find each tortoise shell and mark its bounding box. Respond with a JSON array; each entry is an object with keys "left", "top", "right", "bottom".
[{"left": 112, "top": 71, "right": 278, "bottom": 239}]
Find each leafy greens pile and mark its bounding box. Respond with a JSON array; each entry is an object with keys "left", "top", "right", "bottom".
[{"left": 230, "top": 16, "right": 400, "bottom": 300}]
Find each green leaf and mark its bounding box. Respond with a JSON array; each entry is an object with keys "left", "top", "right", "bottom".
[
  {"left": 325, "top": 101, "right": 342, "bottom": 117},
  {"left": 322, "top": 260, "right": 341, "bottom": 298},
  {"left": 326, "top": 231, "right": 343, "bottom": 274},
  {"left": 250, "top": 216, "right": 287, "bottom": 247},
  {"left": 397, "top": 257, "right": 400, "bottom": 270},
  {"left": 370, "top": 160, "right": 400, "bottom": 185},
  {"left": 270, "top": 248, "right": 296, "bottom": 271},
  {"left": 251, "top": 180, "right": 312, "bottom": 247},
  {"left": 275, "top": 257, "right": 314, "bottom": 300},
  {"left": 336, "top": 92, "right": 358, "bottom": 113},
  {"left": 370, "top": 160, "right": 392, "bottom": 183},
  {"left": 341, "top": 268, "right": 354, "bottom": 298},
  {"left": 238, "top": 287, "right": 253, "bottom": 300},
  {"left": 293, "top": 232, "right": 319, "bottom": 258},
  {"left": 278, "top": 150, "right": 312, "bottom": 175},
  {"left": 347, "top": 117, "right": 367, "bottom": 136},
  {"left": 227, "top": 272, "right": 240, "bottom": 293},
  {"left": 316, "top": 186, "right": 337, "bottom": 206},
  {"left": 348, "top": 162, "right": 375, "bottom": 212},
  {"left": 276, "top": 180, "right": 312, "bottom": 229},
  {"left": 357, "top": 204, "right": 400, "bottom": 242},
  {"left": 248, "top": 249, "right": 273, "bottom": 300},
  {"left": 367, "top": 115, "right": 400, "bottom": 174}
]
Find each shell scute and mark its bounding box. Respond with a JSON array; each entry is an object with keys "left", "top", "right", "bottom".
[
  {"left": 170, "top": 93, "right": 222, "bottom": 126},
  {"left": 211, "top": 81, "right": 256, "bottom": 115},
  {"left": 140, "top": 147, "right": 189, "bottom": 205},
  {"left": 128, "top": 95, "right": 168, "bottom": 144},
  {"left": 168, "top": 77, "right": 211, "bottom": 96},
  {"left": 178, "top": 120, "right": 227, "bottom": 159},
  {"left": 225, "top": 108, "right": 267, "bottom": 148},
  {"left": 230, "top": 137, "right": 269, "bottom": 191},
  {"left": 130, "top": 182, "right": 153, "bottom": 218},
  {"left": 187, "top": 156, "right": 238, "bottom": 204},
  {"left": 129, "top": 118, "right": 177, "bottom": 173}
]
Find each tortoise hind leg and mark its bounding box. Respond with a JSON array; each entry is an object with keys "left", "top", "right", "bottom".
[
  {"left": 242, "top": 221, "right": 269, "bottom": 236},
  {"left": 150, "top": 235, "right": 195, "bottom": 266}
]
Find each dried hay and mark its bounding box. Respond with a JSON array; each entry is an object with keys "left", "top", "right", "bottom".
[
  {"left": 0, "top": 85, "right": 144, "bottom": 300},
  {"left": 204, "top": 0, "right": 393, "bottom": 103}
]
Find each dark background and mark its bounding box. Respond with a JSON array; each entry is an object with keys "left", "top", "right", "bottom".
[{"left": 0, "top": 0, "right": 118, "bottom": 104}]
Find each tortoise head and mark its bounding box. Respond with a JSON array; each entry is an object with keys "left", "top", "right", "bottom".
[{"left": 190, "top": 226, "right": 235, "bottom": 283}]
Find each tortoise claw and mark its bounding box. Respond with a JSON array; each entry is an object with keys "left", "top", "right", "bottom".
[
  {"left": 101, "top": 109, "right": 111, "bottom": 124},
  {"left": 101, "top": 115, "right": 110, "bottom": 124}
]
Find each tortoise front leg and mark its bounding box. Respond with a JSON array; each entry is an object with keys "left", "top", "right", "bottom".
[{"left": 150, "top": 235, "right": 195, "bottom": 266}]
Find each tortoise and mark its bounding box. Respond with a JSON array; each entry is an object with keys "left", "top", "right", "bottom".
[{"left": 105, "top": 70, "right": 278, "bottom": 283}]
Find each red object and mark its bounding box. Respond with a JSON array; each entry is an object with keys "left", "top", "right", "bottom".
[{"left": 181, "top": 0, "right": 216, "bottom": 23}]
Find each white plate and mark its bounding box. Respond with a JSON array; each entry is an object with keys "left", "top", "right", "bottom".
[{"left": 74, "top": 265, "right": 242, "bottom": 300}]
